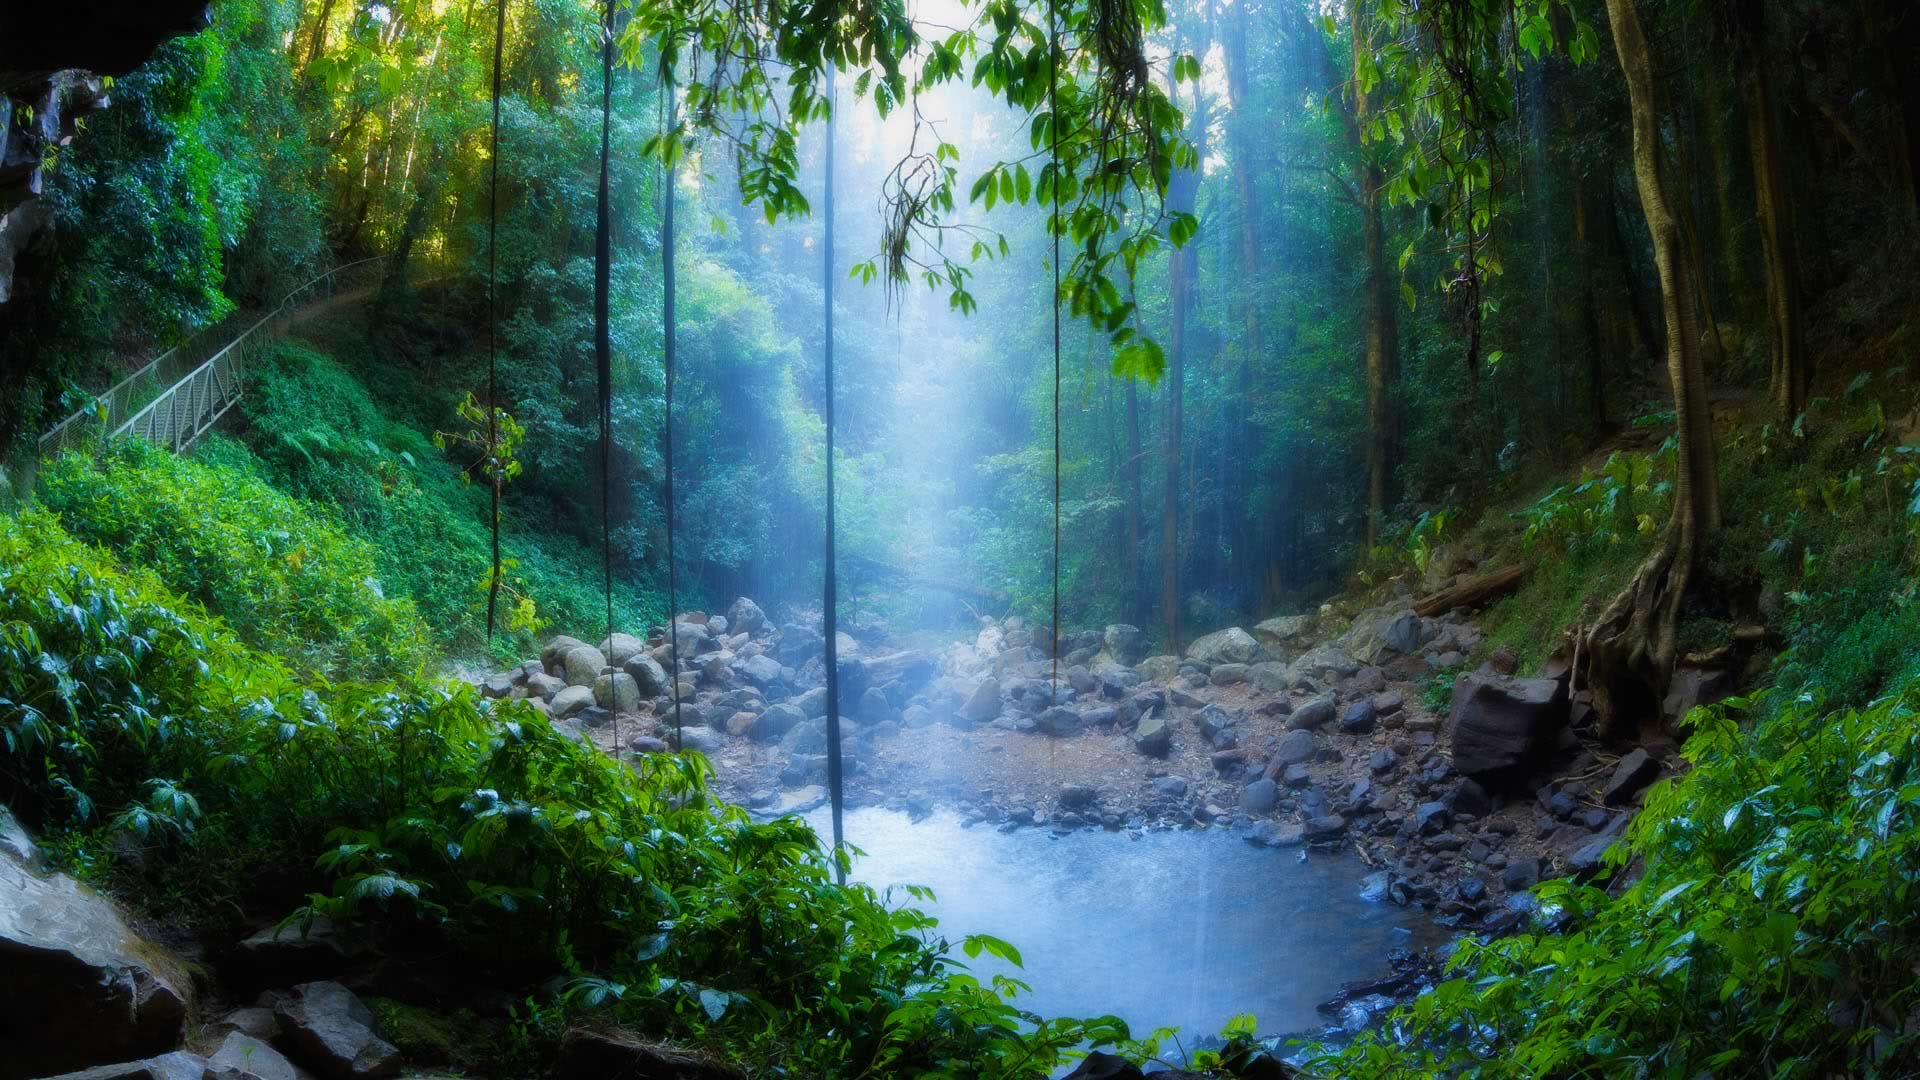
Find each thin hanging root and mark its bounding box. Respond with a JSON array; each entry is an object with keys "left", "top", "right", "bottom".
[{"left": 1579, "top": 527, "right": 1692, "bottom": 742}]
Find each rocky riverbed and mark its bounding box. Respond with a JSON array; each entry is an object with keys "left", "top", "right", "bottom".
[{"left": 482, "top": 585, "right": 1689, "bottom": 949}]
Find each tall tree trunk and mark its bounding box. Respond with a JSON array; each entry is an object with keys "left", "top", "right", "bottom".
[
  {"left": 304, "top": 0, "right": 337, "bottom": 69},
  {"left": 1738, "top": 40, "right": 1806, "bottom": 417},
  {"left": 1350, "top": 0, "right": 1398, "bottom": 549},
  {"left": 1584, "top": 0, "right": 1722, "bottom": 740}
]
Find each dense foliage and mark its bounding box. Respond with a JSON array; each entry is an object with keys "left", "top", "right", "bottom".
[{"left": 0, "top": 507, "right": 1131, "bottom": 1076}]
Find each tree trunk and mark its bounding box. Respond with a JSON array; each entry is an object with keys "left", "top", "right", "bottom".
[
  {"left": 1585, "top": 0, "right": 1722, "bottom": 740},
  {"left": 1349, "top": 0, "right": 1398, "bottom": 549},
  {"left": 304, "top": 0, "right": 337, "bottom": 69},
  {"left": 1740, "top": 53, "right": 1806, "bottom": 417}
]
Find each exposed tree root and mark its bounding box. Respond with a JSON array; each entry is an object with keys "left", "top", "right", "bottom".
[{"left": 1579, "top": 527, "right": 1693, "bottom": 742}]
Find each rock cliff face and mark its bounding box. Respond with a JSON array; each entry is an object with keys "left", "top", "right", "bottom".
[{"left": 0, "top": 1, "right": 211, "bottom": 305}]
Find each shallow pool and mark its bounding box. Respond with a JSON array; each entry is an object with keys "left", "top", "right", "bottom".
[{"left": 801, "top": 805, "right": 1444, "bottom": 1041}]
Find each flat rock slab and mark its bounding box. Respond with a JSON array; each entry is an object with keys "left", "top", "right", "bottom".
[
  {"left": 37, "top": 1053, "right": 210, "bottom": 1080},
  {"left": 209, "top": 1031, "right": 303, "bottom": 1080},
  {"left": 0, "top": 855, "right": 193, "bottom": 1079}
]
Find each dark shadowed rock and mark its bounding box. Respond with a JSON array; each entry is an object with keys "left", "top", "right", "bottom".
[
  {"left": 227, "top": 915, "right": 364, "bottom": 993},
  {"left": 1339, "top": 699, "right": 1377, "bottom": 734},
  {"left": 1603, "top": 748, "right": 1661, "bottom": 806},
  {"left": 1448, "top": 672, "right": 1569, "bottom": 787},
  {"left": 1061, "top": 1052, "right": 1145, "bottom": 1080},
  {"left": 271, "top": 981, "right": 398, "bottom": 1080},
  {"left": 1, "top": 849, "right": 192, "bottom": 1078}
]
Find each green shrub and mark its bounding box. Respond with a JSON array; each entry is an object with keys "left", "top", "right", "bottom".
[
  {"left": 0, "top": 512, "right": 1124, "bottom": 1077},
  {"left": 1317, "top": 680, "right": 1920, "bottom": 1077},
  {"left": 36, "top": 441, "right": 430, "bottom": 679},
  {"left": 206, "top": 342, "right": 655, "bottom": 662}
]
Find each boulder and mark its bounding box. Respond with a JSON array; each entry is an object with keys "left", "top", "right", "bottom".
[
  {"left": 1209, "top": 662, "right": 1249, "bottom": 686},
  {"left": 1287, "top": 643, "right": 1361, "bottom": 683},
  {"left": 1338, "top": 699, "right": 1378, "bottom": 734},
  {"left": 1132, "top": 712, "right": 1171, "bottom": 757},
  {"left": 675, "top": 726, "right": 727, "bottom": 755},
  {"left": 726, "top": 597, "right": 768, "bottom": 636},
  {"left": 227, "top": 916, "right": 361, "bottom": 993},
  {"left": 1150, "top": 775, "right": 1188, "bottom": 799},
  {"left": 598, "top": 633, "right": 646, "bottom": 666},
  {"left": 864, "top": 650, "right": 938, "bottom": 693},
  {"left": 524, "top": 671, "right": 565, "bottom": 702},
  {"left": 736, "top": 654, "right": 783, "bottom": 688},
  {"left": 622, "top": 654, "right": 671, "bottom": 698},
  {"left": 209, "top": 1032, "right": 300, "bottom": 1080},
  {"left": 960, "top": 677, "right": 1003, "bottom": 725},
  {"left": 1, "top": 847, "right": 192, "bottom": 1078},
  {"left": 1188, "top": 627, "right": 1260, "bottom": 666},
  {"left": 858, "top": 686, "right": 894, "bottom": 724},
  {"left": 541, "top": 635, "right": 589, "bottom": 670},
  {"left": 1102, "top": 624, "right": 1148, "bottom": 666},
  {"left": 1287, "top": 694, "right": 1337, "bottom": 731},
  {"left": 271, "top": 981, "right": 399, "bottom": 1080},
  {"left": 562, "top": 645, "right": 609, "bottom": 688},
  {"left": 1448, "top": 672, "right": 1569, "bottom": 787},
  {"left": 1136, "top": 655, "right": 1181, "bottom": 682},
  {"left": 1273, "top": 729, "right": 1317, "bottom": 766},
  {"left": 1603, "top": 748, "right": 1661, "bottom": 806},
  {"left": 793, "top": 686, "right": 829, "bottom": 718},
  {"left": 549, "top": 685, "right": 595, "bottom": 719},
  {"left": 1304, "top": 815, "right": 1347, "bottom": 840},
  {"left": 750, "top": 704, "right": 807, "bottom": 743},
  {"left": 1248, "top": 661, "right": 1291, "bottom": 693},
  {"left": 554, "top": 1029, "right": 744, "bottom": 1080},
  {"left": 593, "top": 671, "right": 640, "bottom": 713},
  {"left": 1252, "top": 613, "right": 1312, "bottom": 647},
  {"left": 1035, "top": 706, "right": 1083, "bottom": 736},
  {"left": 1057, "top": 784, "right": 1098, "bottom": 809},
  {"left": 1240, "top": 778, "right": 1279, "bottom": 814}
]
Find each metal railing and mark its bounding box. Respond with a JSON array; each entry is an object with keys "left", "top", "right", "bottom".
[{"left": 37, "top": 255, "right": 393, "bottom": 456}]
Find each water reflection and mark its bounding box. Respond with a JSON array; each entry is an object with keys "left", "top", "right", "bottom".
[{"left": 801, "top": 804, "right": 1447, "bottom": 1040}]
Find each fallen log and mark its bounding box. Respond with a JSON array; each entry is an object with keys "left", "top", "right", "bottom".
[{"left": 1413, "top": 564, "right": 1527, "bottom": 617}]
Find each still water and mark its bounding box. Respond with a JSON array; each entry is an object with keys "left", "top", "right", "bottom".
[{"left": 802, "top": 805, "right": 1442, "bottom": 1041}]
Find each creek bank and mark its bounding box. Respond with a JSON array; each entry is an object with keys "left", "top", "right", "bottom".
[{"left": 488, "top": 580, "right": 1704, "bottom": 945}]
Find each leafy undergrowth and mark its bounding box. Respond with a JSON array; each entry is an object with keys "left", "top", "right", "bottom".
[
  {"left": 36, "top": 439, "right": 433, "bottom": 680},
  {"left": 1309, "top": 382, "right": 1920, "bottom": 1076},
  {"left": 204, "top": 341, "right": 657, "bottom": 664},
  {"left": 0, "top": 511, "right": 1126, "bottom": 1077},
  {"left": 1315, "top": 678, "right": 1920, "bottom": 1077}
]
